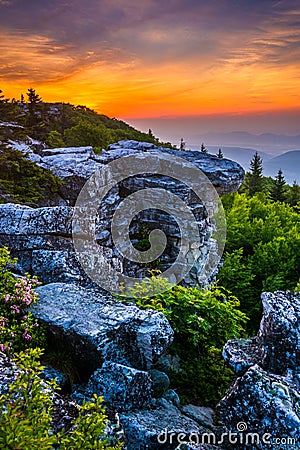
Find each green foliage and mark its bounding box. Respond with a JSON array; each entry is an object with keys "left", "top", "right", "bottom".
[
  {"left": 0, "top": 248, "right": 45, "bottom": 355},
  {"left": 58, "top": 394, "right": 122, "bottom": 450},
  {"left": 124, "top": 275, "right": 247, "bottom": 405},
  {"left": 286, "top": 180, "right": 300, "bottom": 207},
  {"left": 45, "top": 130, "right": 64, "bottom": 148},
  {"left": 248, "top": 151, "right": 264, "bottom": 196},
  {"left": 0, "top": 348, "right": 57, "bottom": 450},
  {"left": 0, "top": 145, "right": 62, "bottom": 206},
  {"left": 219, "top": 192, "right": 300, "bottom": 332},
  {"left": 269, "top": 169, "right": 287, "bottom": 202},
  {"left": 64, "top": 121, "right": 113, "bottom": 149},
  {"left": 0, "top": 348, "right": 123, "bottom": 450}
]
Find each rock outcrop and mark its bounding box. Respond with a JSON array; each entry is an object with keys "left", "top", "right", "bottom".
[
  {"left": 33, "top": 283, "right": 174, "bottom": 375},
  {"left": 0, "top": 140, "right": 244, "bottom": 288},
  {"left": 25, "top": 140, "right": 244, "bottom": 205},
  {"left": 218, "top": 291, "right": 300, "bottom": 449}
]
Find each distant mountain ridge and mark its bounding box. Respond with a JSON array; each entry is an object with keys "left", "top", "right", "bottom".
[
  {"left": 264, "top": 150, "right": 300, "bottom": 184},
  {"left": 189, "top": 145, "right": 300, "bottom": 185},
  {"left": 192, "top": 131, "right": 300, "bottom": 155}
]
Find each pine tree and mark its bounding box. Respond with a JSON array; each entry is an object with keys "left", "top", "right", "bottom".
[
  {"left": 217, "top": 148, "right": 223, "bottom": 158},
  {"left": 180, "top": 138, "right": 186, "bottom": 151},
  {"left": 248, "top": 151, "right": 264, "bottom": 196},
  {"left": 287, "top": 180, "right": 300, "bottom": 207},
  {"left": 201, "top": 143, "right": 207, "bottom": 153},
  {"left": 270, "top": 169, "right": 287, "bottom": 202},
  {"left": 27, "top": 88, "right": 42, "bottom": 104}
]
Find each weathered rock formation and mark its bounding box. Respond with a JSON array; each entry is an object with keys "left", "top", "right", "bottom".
[
  {"left": 0, "top": 140, "right": 246, "bottom": 449},
  {"left": 218, "top": 291, "right": 300, "bottom": 449},
  {"left": 0, "top": 140, "right": 244, "bottom": 288},
  {"left": 33, "top": 282, "right": 174, "bottom": 375}
]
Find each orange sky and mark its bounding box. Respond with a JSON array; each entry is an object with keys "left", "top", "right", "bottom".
[{"left": 1, "top": 0, "right": 300, "bottom": 128}]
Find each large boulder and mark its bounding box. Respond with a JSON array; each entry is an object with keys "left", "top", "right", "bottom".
[
  {"left": 217, "top": 365, "right": 300, "bottom": 449},
  {"left": 84, "top": 361, "right": 153, "bottom": 411},
  {"left": 219, "top": 291, "right": 300, "bottom": 449},
  {"left": 119, "top": 398, "right": 214, "bottom": 450},
  {"left": 35, "top": 140, "right": 244, "bottom": 204},
  {"left": 223, "top": 291, "right": 300, "bottom": 376},
  {"left": 32, "top": 283, "right": 173, "bottom": 376},
  {"left": 0, "top": 141, "right": 245, "bottom": 288}
]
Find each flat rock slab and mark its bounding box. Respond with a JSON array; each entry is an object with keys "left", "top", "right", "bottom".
[
  {"left": 120, "top": 399, "right": 210, "bottom": 450},
  {"left": 33, "top": 283, "right": 173, "bottom": 376}
]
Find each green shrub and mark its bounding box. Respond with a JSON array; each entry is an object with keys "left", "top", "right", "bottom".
[
  {"left": 0, "top": 248, "right": 45, "bottom": 356},
  {"left": 122, "top": 274, "right": 248, "bottom": 405},
  {"left": 219, "top": 192, "right": 300, "bottom": 332},
  {"left": 0, "top": 145, "right": 62, "bottom": 206},
  {"left": 0, "top": 348, "right": 123, "bottom": 450}
]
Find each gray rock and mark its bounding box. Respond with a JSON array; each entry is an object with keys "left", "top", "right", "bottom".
[
  {"left": 222, "top": 337, "right": 261, "bottom": 376},
  {"left": 217, "top": 364, "right": 300, "bottom": 449},
  {"left": 41, "top": 366, "right": 69, "bottom": 390},
  {"left": 223, "top": 291, "right": 300, "bottom": 377},
  {"left": 148, "top": 369, "right": 170, "bottom": 397},
  {"left": 258, "top": 291, "right": 300, "bottom": 374},
  {"left": 85, "top": 361, "right": 152, "bottom": 411},
  {"left": 181, "top": 405, "right": 215, "bottom": 430},
  {"left": 120, "top": 399, "right": 211, "bottom": 450},
  {"left": 0, "top": 351, "right": 18, "bottom": 395},
  {"left": 33, "top": 283, "right": 173, "bottom": 375},
  {"left": 163, "top": 389, "right": 181, "bottom": 408},
  {"left": 219, "top": 291, "right": 300, "bottom": 449}
]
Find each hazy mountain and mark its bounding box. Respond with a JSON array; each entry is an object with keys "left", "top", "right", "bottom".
[
  {"left": 188, "top": 145, "right": 300, "bottom": 185},
  {"left": 264, "top": 150, "right": 300, "bottom": 184},
  {"left": 192, "top": 132, "right": 300, "bottom": 155}
]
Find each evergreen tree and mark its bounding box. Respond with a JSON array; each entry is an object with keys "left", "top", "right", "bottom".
[
  {"left": 287, "top": 180, "right": 300, "bottom": 207},
  {"left": 270, "top": 169, "right": 287, "bottom": 202},
  {"left": 25, "top": 88, "right": 43, "bottom": 137},
  {"left": 217, "top": 148, "right": 223, "bottom": 158},
  {"left": 201, "top": 142, "right": 208, "bottom": 153},
  {"left": 0, "top": 90, "right": 8, "bottom": 110},
  {"left": 180, "top": 138, "right": 186, "bottom": 150},
  {"left": 248, "top": 151, "right": 264, "bottom": 196},
  {"left": 27, "top": 88, "right": 42, "bottom": 104}
]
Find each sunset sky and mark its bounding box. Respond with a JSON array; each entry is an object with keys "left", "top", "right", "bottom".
[{"left": 1, "top": 0, "right": 300, "bottom": 139}]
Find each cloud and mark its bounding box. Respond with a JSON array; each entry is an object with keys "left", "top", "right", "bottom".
[{"left": 0, "top": 0, "right": 300, "bottom": 118}]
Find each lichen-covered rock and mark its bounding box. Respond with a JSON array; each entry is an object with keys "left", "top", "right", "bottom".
[
  {"left": 163, "top": 389, "right": 181, "bottom": 408},
  {"left": 181, "top": 405, "right": 215, "bottom": 430},
  {"left": 32, "top": 283, "right": 173, "bottom": 375},
  {"left": 223, "top": 291, "right": 300, "bottom": 376},
  {"left": 84, "top": 361, "right": 152, "bottom": 411},
  {"left": 222, "top": 337, "right": 261, "bottom": 376},
  {"left": 258, "top": 291, "right": 300, "bottom": 374},
  {"left": 217, "top": 365, "right": 300, "bottom": 449},
  {"left": 0, "top": 203, "right": 82, "bottom": 284},
  {"left": 148, "top": 369, "right": 170, "bottom": 397},
  {"left": 0, "top": 351, "right": 18, "bottom": 395},
  {"left": 119, "top": 398, "right": 211, "bottom": 450},
  {"left": 41, "top": 366, "right": 69, "bottom": 391},
  {"left": 219, "top": 291, "right": 300, "bottom": 450},
  {"left": 34, "top": 141, "right": 244, "bottom": 204}
]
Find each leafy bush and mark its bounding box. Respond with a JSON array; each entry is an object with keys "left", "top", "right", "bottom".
[
  {"left": 0, "top": 145, "right": 62, "bottom": 206},
  {"left": 123, "top": 274, "right": 248, "bottom": 405},
  {"left": 0, "top": 348, "right": 123, "bottom": 450},
  {"left": 0, "top": 248, "right": 45, "bottom": 356},
  {"left": 219, "top": 192, "right": 300, "bottom": 332}
]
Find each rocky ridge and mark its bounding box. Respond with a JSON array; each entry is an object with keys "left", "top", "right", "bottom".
[{"left": 0, "top": 140, "right": 244, "bottom": 287}]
